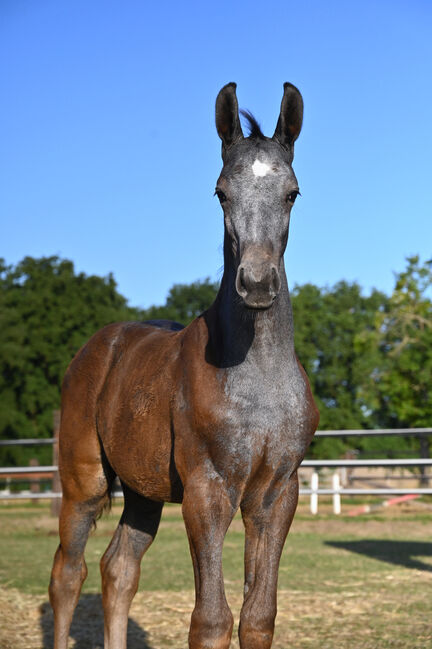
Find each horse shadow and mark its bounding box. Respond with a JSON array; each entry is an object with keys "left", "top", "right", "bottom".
[
  {"left": 39, "top": 593, "right": 154, "bottom": 649},
  {"left": 325, "top": 540, "right": 432, "bottom": 572}
]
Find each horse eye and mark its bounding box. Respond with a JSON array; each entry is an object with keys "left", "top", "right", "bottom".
[
  {"left": 286, "top": 190, "right": 300, "bottom": 204},
  {"left": 214, "top": 188, "right": 227, "bottom": 204}
]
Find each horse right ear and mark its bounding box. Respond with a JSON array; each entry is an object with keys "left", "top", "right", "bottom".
[
  {"left": 215, "top": 82, "right": 244, "bottom": 153},
  {"left": 273, "top": 82, "right": 304, "bottom": 149}
]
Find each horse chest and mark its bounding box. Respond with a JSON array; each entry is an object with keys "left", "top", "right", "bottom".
[
  {"left": 222, "top": 360, "right": 308, "bottom": 433},
  {"left": 187, "top": 359, "right": 314, "bottom": 482}
]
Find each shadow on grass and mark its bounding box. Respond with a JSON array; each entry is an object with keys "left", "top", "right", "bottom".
[
  {"left": 40, "top": 593, "right": 154, "bottom": 649},
  {"left": 326, "top": 540, "right": 432, "bottom": 572}
]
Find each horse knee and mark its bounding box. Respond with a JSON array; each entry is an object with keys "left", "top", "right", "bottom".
[{"left": 189, "top": 601, "right": 233, "bottom": 649}]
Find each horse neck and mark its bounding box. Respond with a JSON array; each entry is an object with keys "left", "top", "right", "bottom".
[{"left": 207, "top": 245, "right": 296, "bottom": 369}]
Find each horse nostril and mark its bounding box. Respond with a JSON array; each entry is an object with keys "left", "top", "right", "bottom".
[
  {"left": 236, "top": 266, "right": 248, "bottom": 297},
  {"left": 271, "top": 265, "right": 281, "bottom": 295},
  {"left": 236, "top": 262, "right": 281, "bottom": 306}
]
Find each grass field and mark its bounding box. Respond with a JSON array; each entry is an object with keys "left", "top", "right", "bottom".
[{"left": 0, "top": 499, "right": 431, "bottom": 648}]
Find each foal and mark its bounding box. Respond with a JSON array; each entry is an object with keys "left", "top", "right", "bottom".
[{"left": 49, "top": 82, "right": 319, "bottom": 649}]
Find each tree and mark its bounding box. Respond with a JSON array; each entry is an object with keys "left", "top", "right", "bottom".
[
  {"left": 292, "top": 281, "right": 388, "bottom": 457},
  {"left": 0, "top": 256, "right": 140, "bottom": 465},
  {"left": 142, "top": 278, "right": 219, "bottom": 326},
  {"left": 355, "top": 256, "right": 432, "bottom": 461}
]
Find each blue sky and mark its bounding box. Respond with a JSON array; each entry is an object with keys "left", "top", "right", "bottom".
[{"left": 1, "top": 0, "right": 431, "bottom": 308}]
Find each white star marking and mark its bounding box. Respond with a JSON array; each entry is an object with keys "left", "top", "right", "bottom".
[{"left": 252, "top": 159, "right": 272, "bottom": 177}]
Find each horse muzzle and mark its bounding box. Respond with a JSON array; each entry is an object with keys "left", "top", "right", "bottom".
[{"left": 235, "top": 254, "right": 281, "bottom": 309}]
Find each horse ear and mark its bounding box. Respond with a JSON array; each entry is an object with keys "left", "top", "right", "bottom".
[
  {"left": 215, "top": 82, "right": 244, "bottom": 152},
  {"left": 273, "top": 82, "right": 303, "bottom": 148}
]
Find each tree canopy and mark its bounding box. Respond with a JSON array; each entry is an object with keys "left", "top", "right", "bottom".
[
  {"left": 142, "top": 278, "right": 219, "bottom": 326},
  {"left": 353, "top": 256, "right": 432, "bottom": 462},
  {"left": 0, "top": 256, "right": 140, "bottom": 464},
  {"left": 291, "top": 281, "right": 389, "bottom": 457}
]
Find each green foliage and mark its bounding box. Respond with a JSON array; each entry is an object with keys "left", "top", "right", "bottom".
[
  {"left": 141, "top": 278, "right": 219, "bottom": 325},
  {"left": 291, "top": 281, "right": 388, "bottom": 457},
  {"left": 357, "top": 256, "right": 432, "bottom": 426},
  {"left": 355, "top": 256, "right": 432, "bottom": 461},
  {"left": 0, "top": 256, "right": 140, "bottom": 465}
]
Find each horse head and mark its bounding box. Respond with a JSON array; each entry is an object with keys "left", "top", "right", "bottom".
[{"left": 215, "top": 82, "right": 303, "bottom": 310}]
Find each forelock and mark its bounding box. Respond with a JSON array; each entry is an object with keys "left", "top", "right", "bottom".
[{"left": 240, "top": 110, "right": 265, "bottom": 140}]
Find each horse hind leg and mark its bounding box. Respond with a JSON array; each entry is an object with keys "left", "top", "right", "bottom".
[
  {"left": 49, "top": 444, "right": 115, "bottom": 649},
  {"left": 100, "top": 484, "right": 163, "bottom": 649}
]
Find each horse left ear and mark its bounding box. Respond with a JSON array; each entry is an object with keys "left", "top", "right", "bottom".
[
  {"left": 215, "top": 82, "right": 244, "bottom": 153},
  {"left": 273, "top": 82, "right": 304, "bottom": 148}
]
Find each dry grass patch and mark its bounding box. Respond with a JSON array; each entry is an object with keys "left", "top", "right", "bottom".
[
  {"left": 1, "top": 567, "right": 432, "bottom": 649},
  {"left": 1, "top": 502, "right": 432, "bottom": 647}
]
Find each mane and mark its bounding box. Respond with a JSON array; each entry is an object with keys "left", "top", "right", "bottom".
[{"left": 240, "top": 109, "right": 265, "bottom": 139}]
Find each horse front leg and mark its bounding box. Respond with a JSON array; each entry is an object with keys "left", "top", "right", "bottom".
[
  {"left": 182, "top": 471, "right": 236, "bottom": 649},
  {"left": 239, "top": 471, "right": 299, "bottom": 649}
]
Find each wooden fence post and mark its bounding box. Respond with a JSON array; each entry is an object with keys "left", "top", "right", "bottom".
[
  {"left": 29, "top": 458, "right": 40, "bottom": 504},
  {"left": 51, "top": 410, "right": 61, "bottom": 517}
]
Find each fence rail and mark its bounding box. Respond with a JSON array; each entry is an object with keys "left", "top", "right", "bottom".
[
  {"left": 302, "top": 488, "right": 432, "bottom": 495},
  {"left": 0, "top": 466, "right": 57, "bottom": 475},
  {"left": 2, "top": 457, "right": 432, "bottom": 477},
  {"left": 314, "top": 428, "right": 432, "bottom": 437},
  {"left": 1, "top": 427, "right": 431, "bottom": 513},
  {"left": 304, "top": 458, "right": 432, "bottom": 467},
  {"left": 1, "top": 428, "right": 430, "bottom": 447},
  {"left": 2, "top": 488, "right": 432, "bottom": 502},
  {"left": 0, "top": 438, "right": 55, "bottom": 446}
]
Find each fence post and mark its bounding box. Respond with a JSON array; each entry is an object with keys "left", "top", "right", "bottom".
[
  {"left": 29, "top": 458, "right": 40, "bottom": 504},
  {"left": 51, "top": 410, "right": 61, "bottom": 517},
  {"left": 310, "top": 472, "right": 319, "bottom": 515},
  {"left": 419, "top": 435, "right": 430, "bottom": 486},
  {"left": 332, "top": 472, "right": 341, "bottom": 515}
]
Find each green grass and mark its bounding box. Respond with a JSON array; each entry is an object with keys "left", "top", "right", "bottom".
[
  {"left": 1, "top": 500, "right": 431, "bottom": 595},
  {"left": 0, "top": 503, "right": 191, "bottom": 593},
  {"left": 1, "top": 501, "right": 432, "bottom": 648}
]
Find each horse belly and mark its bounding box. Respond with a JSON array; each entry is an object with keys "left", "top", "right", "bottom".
[
  {"left": 96, "top": 335, "right": 183, "bottom": 503},
  {"left": 102, "top": 412, "right": 180, "bottom": 502}
]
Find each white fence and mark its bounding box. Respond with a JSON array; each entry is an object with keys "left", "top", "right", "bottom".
[{"left": 1, "top": 428, "right": 431, "bottom": 514}]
